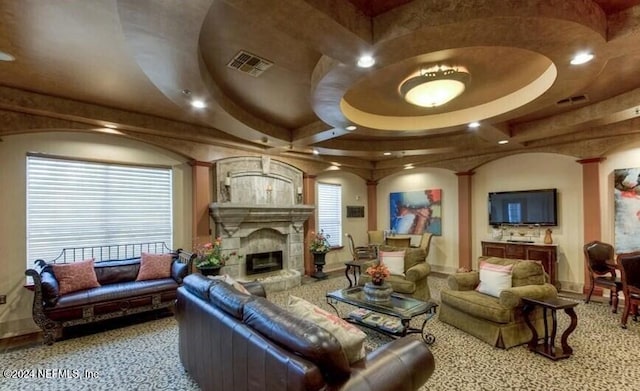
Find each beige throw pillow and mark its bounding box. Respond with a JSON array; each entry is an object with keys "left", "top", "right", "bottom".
[
  {"left": 288, "top": 295, "right": 366, "bottom": 364},
  {"left": 211, "top": 274, "right": 251, "bottom": 295},
  {"left": 476, "top": 261, "right": 513, "bottom": 297},
  {"left": 380, "top": 250, "right": 405, "bottom": 275}
]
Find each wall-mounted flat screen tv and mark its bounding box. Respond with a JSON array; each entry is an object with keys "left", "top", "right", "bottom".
[{"left": 488, "top": 188, "right": 558, "bottom": 226}]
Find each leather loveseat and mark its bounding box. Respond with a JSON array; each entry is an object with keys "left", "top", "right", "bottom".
[
  {"left": 176, "top": 274, "right": 435, "bottom": 391},
  {"left": 26, "top": 250, "right": 189, "bottom": 344},
  {"left": 439, "top": 256, "right": 557, "bottom": 349}
]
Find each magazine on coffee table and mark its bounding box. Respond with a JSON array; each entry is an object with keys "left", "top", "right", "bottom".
[{"left": 348, "top": 308, "right": 373, "bottom": 321}]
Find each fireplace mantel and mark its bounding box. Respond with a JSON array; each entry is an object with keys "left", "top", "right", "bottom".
[{"left": 209, "top": 203, "right": 315, "bottom": 236}]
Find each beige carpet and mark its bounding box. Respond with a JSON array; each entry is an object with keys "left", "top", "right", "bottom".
[{"left": 2, "top": 275, "right": 640, "bottom": 391}]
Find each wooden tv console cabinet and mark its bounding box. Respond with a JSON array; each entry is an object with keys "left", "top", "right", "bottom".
[{"left": 481, "top": 241, "right": 559, "bottom": 289}]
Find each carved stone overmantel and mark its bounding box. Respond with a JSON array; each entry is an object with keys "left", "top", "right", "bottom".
[{"left": 209, "top": 203, "right": 315, "bottom": 237}]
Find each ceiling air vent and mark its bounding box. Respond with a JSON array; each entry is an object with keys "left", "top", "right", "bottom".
[
  {"left": 556, "top": 94, "right": 589, "bottom": 106},
  {"left": 227, "top": 50, "right": 273, "bottom": 77}
]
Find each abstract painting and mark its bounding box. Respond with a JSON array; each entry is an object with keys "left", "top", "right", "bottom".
[
  {"left": 390, "top": 189, "right": 442, "bottom": 235},
  {"left": 614, "top": 167, "right": 640, "bottom": 253}
]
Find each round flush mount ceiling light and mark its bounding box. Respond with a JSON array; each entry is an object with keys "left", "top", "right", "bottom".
[
  {"left": 400, "top": 65, "right": 470, "bottom": 108},
  {"left": 357, "top": 55, "right": 375, "bottom": 68},
  {"left": 0, "top": 50, "right": 15, "bottom": 62},
  {"left": 570, "top": 52, "right": 594, "bottom": 65}
]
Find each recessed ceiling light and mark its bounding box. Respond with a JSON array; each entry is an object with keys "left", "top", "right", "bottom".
[
  {"left": 345, "top": 125, "right": 357, "bottom": 131},
  {"left": 498, "top": 140, "right": 509, "bottom": 145},
  {"left": 468, "top": 121, "right": 480, "bottom": 128},
  {"left": 570, "top": 52, "right": 594, "bottom": 65},
  {"left": 312, "top": 149, "right": 319, "bottom": 155},
  {"left": 104, "top": 123, "right": 118, "bottom": 129},
  {"left": 0, "top": 50, "right": 15, "bottom": 62},
  {"left": 357, "top": 55, "right": 375, "bottom": 68},
  {"left": 191, "top": 99, "right": 206, "bottom": 109},
  {"left": 383, "top": 152, "right": 391, "bottom": 156},
  {"left": 404, "top": 165, "right": 414, "bottom": 170}
]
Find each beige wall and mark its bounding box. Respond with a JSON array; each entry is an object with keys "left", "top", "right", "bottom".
[
  {"left": 5, "top": 133, "right": 639, "bottom": 339},
  {"left": 315, "top": 170, "right": 368, "bottom": 272},
  {"left": 0, "top": 132, "right": 192, "bottom": 338},
  {"left": 376, "top": 168, "right": 460, "bottom": 274},
  {"left": 473, "top": 153, "right": 584, "bottom": 292}
]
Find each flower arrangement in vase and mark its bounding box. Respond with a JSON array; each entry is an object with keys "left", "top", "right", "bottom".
[
  {"left": 194, "top": 237, "right": 235, "bottom": 275},
  {"left": 363, "top": 261, "right": 392, "bottom": 302},
  {"left": 309, "top": 230, "right": 331, "bottom": 254},
  {"left": 365, "top": 261, "right": 390, "bottom": 286},
  {"left": 309, "top": 230, "right": 331, "bottom": 279}
]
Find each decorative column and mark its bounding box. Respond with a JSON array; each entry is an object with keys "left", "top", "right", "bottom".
[
  {"left": 456, "top": 171, "right": 474, "bottom": 271},
  {"left": 578, "top": 157, "right": 605, "bottom": 296},
  {"left": 189, "top": 161, "right": 212, "bottom": 247},
  {"left": 367, "top": 180, "right": 378, "bottom": 230},
  {"left": 303, "top": 174, "right": 317, "bottom": 276}
]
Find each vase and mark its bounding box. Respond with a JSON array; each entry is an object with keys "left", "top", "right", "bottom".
[
  {"left": 311, "top": 252, "right": 328, "bottom": 280},
  {"left": 544, "top": 229, "right": 553, "bottom": 244},
  {"left": 197, "top": 265, "right": 222, "bottom": 276},
  {"left": 363, "top": 281, "right": 392, "bottom": 303}
]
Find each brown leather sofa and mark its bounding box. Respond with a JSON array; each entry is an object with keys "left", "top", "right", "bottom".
[
  {"left": 26, "top": 251, "right": 189, "bottom": 344},
  {"left": 176, "top": 274, "right": 435, "bottom": 391}
]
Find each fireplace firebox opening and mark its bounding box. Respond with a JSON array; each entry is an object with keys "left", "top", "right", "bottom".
[{"left": 246, "top": 250, "right": 284, "bottom": 275}]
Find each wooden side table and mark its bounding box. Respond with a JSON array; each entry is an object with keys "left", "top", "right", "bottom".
[
  {"left": 344, "top": 260, "right": 367, "bottom": 288},
  {"left": 522, "top": 297, "right": 578, "bottom": 360}
]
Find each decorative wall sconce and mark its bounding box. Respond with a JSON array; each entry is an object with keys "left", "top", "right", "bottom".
[{"left": 297, "top": 186, "right": 303, "bottom": 204}]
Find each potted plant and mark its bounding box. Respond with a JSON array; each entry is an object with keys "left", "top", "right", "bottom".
[
  {"left": 309, "top": 230, "right": 331, "bottom": 279},
  {"left": 194, "top": 237, "right": 234, "bottom": 276}
]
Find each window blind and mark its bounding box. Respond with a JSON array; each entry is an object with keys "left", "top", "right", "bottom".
[
  {"left": 317, "top": 182, "right": 342, "bottom": 247},
  {"left": 26, "top": 155, "right": 173, "bottom": 264}
]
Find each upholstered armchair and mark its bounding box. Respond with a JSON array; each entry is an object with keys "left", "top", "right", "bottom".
[
  {"left": 439, "top": 257, "right": 557, "bottom": 349},
  {"left": 358, "top": 245, "right": 432, "bottom": 301}
]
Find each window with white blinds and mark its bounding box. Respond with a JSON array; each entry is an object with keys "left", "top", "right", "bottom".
[
  {"left": 26, "top": 155, "right": 173, "bottom": 265},
  {"left": 317, "top": 182, "right": 342, "bottom": 247}
]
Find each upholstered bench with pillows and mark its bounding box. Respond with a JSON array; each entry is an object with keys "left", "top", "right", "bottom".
[
  {"left": 176, "top": 273, "right": 435, "bottom": 391},
  {"left": 439, "top": 256, "right": 558, "bottom": 349},
  {"left": 26, "top": 246, "right": 190, "bottom": 344}
]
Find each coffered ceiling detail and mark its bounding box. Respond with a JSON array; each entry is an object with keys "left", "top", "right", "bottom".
[{"left": 1, "top": 0, "right": 640, "bottom": 179}]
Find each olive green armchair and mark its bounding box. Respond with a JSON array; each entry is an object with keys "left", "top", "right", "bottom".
[
  {"left": 358, "top": 245, "right": 432, "bottom": 301},
  {"left": 439, "top": 256, "right": 557, "bottom": 349}
]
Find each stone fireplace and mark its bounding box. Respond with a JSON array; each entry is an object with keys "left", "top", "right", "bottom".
[{"left": 209, "top": 156, "right": 314, "bottom": 291}]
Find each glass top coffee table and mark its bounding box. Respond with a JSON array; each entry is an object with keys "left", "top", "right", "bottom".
[{"left": 326, "top": 287, "right": 438, "bottom": 344}]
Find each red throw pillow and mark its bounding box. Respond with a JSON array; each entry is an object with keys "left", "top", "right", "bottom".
[
  {"left": 136, "top": 253, "right": 173, "bottom": 281},
  {"left": 52, "top": 259, "right": 100, "bottom": 295}
]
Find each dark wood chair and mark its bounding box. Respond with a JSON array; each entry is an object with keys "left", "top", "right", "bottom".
[
  {"left": 583, "top": 241, "right": 622, "bottom": 313},
  {"left": 346, "top": 233, "right": 376, "bottom": 261},
  {"left": 616, "top": 251, "right": 640, "bottom": 328}
]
